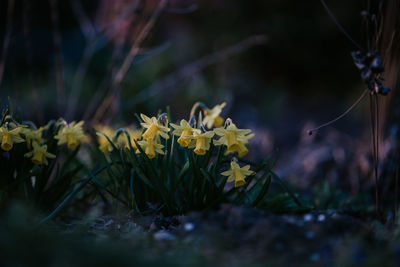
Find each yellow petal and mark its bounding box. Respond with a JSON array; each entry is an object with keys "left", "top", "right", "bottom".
[
  {"left": 194, "top": 137, "right": 206, "bottom": 155},
  {"left": 142, "top": 124, "right": 158, "bottom": 139}
]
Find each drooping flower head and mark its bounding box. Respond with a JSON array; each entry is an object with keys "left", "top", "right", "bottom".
[
  {"left": 136, "top": 137, "right": 165, "bottom": 159},
  {"left": 221, "top": 160, "right": 254, "bottom": 188},
  {"left": 170, "top": 119, "right": 196, "bottom": 147},
  {"left": 54, "top": 121, "right": 86, "bottom": 150},
  {"left": 214, "top": 121, "right": 254, "bottom": 157},
  {"left": 140, "top": 113, "right": 170, "bottom": 140},
  {"left": 116, "top": 128, "right": 142, "bottom": 150},
  {"left": 203, "top": 102, "right": 226, "bottom": 129},
  {"left": 0, "top": 123, "right": 25, "bottom": 151},
  {"left": 24, "top": 141, "right": 56, "bottom": 165},
  {"left": 95, "top": 125, "right": 115, "bottom": 155},
  {"left": 188, "top": 129, "right": 214, "bottom": 156}
]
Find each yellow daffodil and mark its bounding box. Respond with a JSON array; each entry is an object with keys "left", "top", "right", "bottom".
[
  {"left": 188, "top": 130, "right": 214, "bottom": 156},
  {"left": 221, "top": 161, "right": 254, "bottom": 188},
  {"left": 24, "top": 141, "right": 56, "bottom": 165},
  {"left": 117, "top": 128, "right": 142, "bottom": 150},
  {"left": 203, "top": 102, "right": 226, "bottom": 129},
  {"left": 22, "top": 127, "right": 44, "bottom": 149},
  {"left": 95, "top": 125, "right": 115, "bottom": 155},
  {"left": 140, "top": 114, "right": 170, "bottom": 140},
  {"left": 170, "top": 119, "right": 196, "bottom": 147},
  {"left": 54, "top": 121, "right": 86, "bottom": 149},
  {"left": 0, "top": 125, "right": 25, "bottom": 151},
  {"left": 214, "top": 122, "right": 254, "bottom": 157},
  {"left": 136, "top": 138, "right": 165, "bottom": 159}
]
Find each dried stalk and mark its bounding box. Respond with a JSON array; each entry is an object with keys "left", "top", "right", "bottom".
[
  {"left": 23, "top": 0, "right": 44, "bottom": 123},
  {"left": 0, "top": 0, "right": 15, "bottom": 89},
  {"left": 92, "top": 0, "right": 168, "bottom": 124},
  {"left": 128, "top": 34, "right": 269, "bottom": 106},
  {"left": 50, "top": 0, "right": 65, "bottom": 115}
]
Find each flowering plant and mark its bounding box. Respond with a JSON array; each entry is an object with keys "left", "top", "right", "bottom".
[
  {"left": 80, "top": 102, "right": 299, "bottom": 216},
  {"left": 0, "top": 106, "right": 87, "bottom": 212}
]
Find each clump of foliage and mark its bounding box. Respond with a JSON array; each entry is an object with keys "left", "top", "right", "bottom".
[
  {"left": 0, "top": 105, "right": 86, "bottom": 212},
  {"left": 0, "top": 100, "right": 302, "bottom": 221},
  {"left": 84, "top": 102, "right": 300, "bottom": 216}
]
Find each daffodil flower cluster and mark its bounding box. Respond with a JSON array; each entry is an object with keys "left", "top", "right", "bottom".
[
  {"left": 0, "top": 122, "right": 56, "bottom": 165},
  {"left": 0, "top": 118, "right": 89, "bottom": 166},
  {"left": 94, "top": 103, "right": 255, "bottom": 188},
  {"left": 95, "top": 125, "right": 142, "bottom": 155},
  {"left": 95, "top": 114, "right": 169, "bottom": 159}
]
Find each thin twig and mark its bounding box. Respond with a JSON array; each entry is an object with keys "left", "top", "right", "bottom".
[
  {"left": 50, "top": 0, "right": 65, "bottom": 115},
  {"left": 370, "top": 93, "right": 381, "bottom": 219},
  {"left": 320, "top": 0, "right": 363, "bottom": 50},
  {"left": 127, "top": 34, "right": 269, "bottom": 107},
  {"left": 68, "top": 1, "right": 144, "bottom": 120},
  {"left": 0, "top": 0, "right": 15, "bottom": 89},
  {"left": 65, "top": 0, "right": 98, "bottom": 120},
  {"left": 92, "top": 0, "right": 168, "bottom": 124},
  {"left": 71, "top": 0, "right": 96, "bottom": 40},
  {"left": 308, "top": 89, "right": 368, "bottom": 135},
  {"left": 395, "top": 164, "right": 399, "bottom": 222},
  {"left": 83, "top": 42, "right": 125, "bottom": 122}
]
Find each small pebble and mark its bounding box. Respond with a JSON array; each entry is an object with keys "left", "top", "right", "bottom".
[
  {"left": 317, "top": 214, "right": 326, "bottom": 222},
  {"left": 331, "top": 213, "right": 340, "bottom": 219},
  {"left": 283, "top": 216, "right": 296, "bottom": 224},
  {"left": 184, "top": 222, "right": 195, "bottom": 232},
  {"left": 303, "top": 214, "right": 313, "bottom": 222},
  {"left": 153, "top": 230, "right": 176, "bottom": 241}
]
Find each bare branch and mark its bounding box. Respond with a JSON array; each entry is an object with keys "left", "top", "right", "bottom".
[
  {"left": 91, "top": 0, "right": 168, "bottom": 124},
  {"left": 128, "top": 34, "right": 269, "bottom": 106}
]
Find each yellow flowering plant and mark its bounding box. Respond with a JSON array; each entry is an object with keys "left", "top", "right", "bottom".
[
  {"left": 188, "top": 130, "right": 214, "bottom": 156},
  {"left": 214, "top": 120, "right": 254, "bottom": 157},
  {"left": 0, "top": 107, "right": 88, "bottom": 213},
  {"left": 81, "top": 103, "right": 302, "bottom": 217},
  {"left": 203, "top": 102, "right": 226, "bottom": 129},
  {"left": 170, "top": 119, "right": 196, "bottom": 147},
  {"left": 24, "top": 141, "right": 56, "bottom": 165},
  {"left": 221, "top": 160, "right": 254, "bottom": 188},
  {"left": 54, "top": 120, "right": 87, "bottom": 150},
  {"left": 0, "top": 123, "right": 25, "bottom": 151},
  {"left": 95, "top": 125, "right": 115, "bottom": 155}
]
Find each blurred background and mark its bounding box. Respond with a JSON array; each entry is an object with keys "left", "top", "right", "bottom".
[{"left": 0, "top": 0, "right": 398, "bottom": 200}]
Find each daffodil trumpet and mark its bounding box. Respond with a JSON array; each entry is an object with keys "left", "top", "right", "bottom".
[{"left": 221, "top": 159, "right": 254, "bottom": 188}]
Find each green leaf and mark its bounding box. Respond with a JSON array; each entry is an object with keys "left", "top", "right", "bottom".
[{"left": 252, "top": 174, "right": 272, "bottom": 207}]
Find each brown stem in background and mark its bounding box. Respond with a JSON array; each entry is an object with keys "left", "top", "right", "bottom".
[
  {"left": 65, "top": 0, "right": 97, "bottom": 120},
  {"left": 69, "top": 0, "right": 143, "bottom": 121},
  {"left": 23, "top": 0, "right": 44, "bottom": 124},
  {"left": 0, "top": 0, "right": 15, "bottom": 89},
  {"left": 50, "top": 0, "right": 65, "bottom": 115},
  {"left": 370, "top": 93, "right": 382, "bottom": 220},
  {"left": 395, "top": 165, "right": 399, "bottom": 222},
  {"left": 83, "top": 41, "right": 125, "bottom": 123},
  {"left": 91, "top": 0, "right": 168, "bottom": 124},
  {"left": 377, "top": 0, "right": 400, "bottom": 144},
  {"left": 128, "top": 34, "right": 269, "bottom": 107}
]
